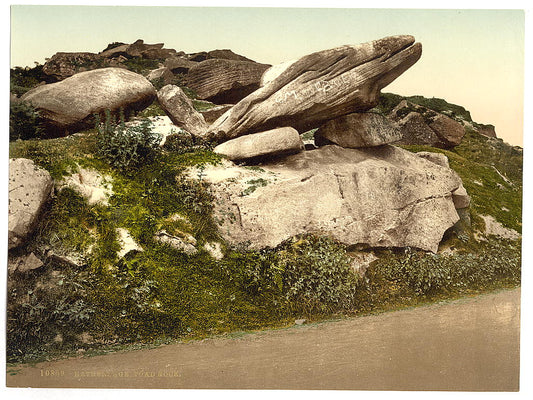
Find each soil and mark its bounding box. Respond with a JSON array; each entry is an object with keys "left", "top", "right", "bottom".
[{"left": 7, "top": 288, "right": 520, "bottom": 391}]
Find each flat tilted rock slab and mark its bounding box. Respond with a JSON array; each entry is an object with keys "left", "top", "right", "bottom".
[
  {"left": 208, "top": 35, "right": 422, "bottom": 142},
  {"left": 9, "top": 159, "right": 53, "bottom": 249},
  {"left": 213, "top": 127, "right": 304, "bottom": 161},
  {"left": 202, "top": 145, "right": 461, "bottom": 253}
]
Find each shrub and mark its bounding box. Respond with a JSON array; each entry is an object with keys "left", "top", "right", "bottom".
[
  {"left": 162, "top": 130, "right": 213, "bottom": 154},
  {"left": 9, "top": 100, "right": 44, "bottom": 141},
  {"left": 10, "top": 63, "right": 45, "bottom": 95},
  {"left": 95, "top": 110, "right": 162, "bottom": 170},
  {"left": 276, "top": 236, "right": 359, "bottom": 314},
  {"left": 7, "top": 264, "right": 95, "bottom": 362}
]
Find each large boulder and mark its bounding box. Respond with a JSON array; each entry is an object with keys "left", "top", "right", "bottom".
[
  {"left": 9, "top": 159, "right": 54, "bottom": 249},
  {"left": 42, "top": 52, "right": 102, "bottom": 81},
  {"left": 21, "top": 68, "right": 156, "bottom": 137},
  {"left": 389, "top": 100, "right": 465, "bottom": 148},
  {"left": 185, "top": 58, "right": 271, "bottom": 104},
  {"left": 213, "top": 127, "right": 304, "bottom": 161},
  {"left": 314, "top": 112, "right": 402, "bottom": 148},
  {"left": 207, "top": 35, "right": 422, "bottom": 142},
  {"left": 200, "top": 144, "right": 461, "bottom": 253},
  {"left": 157, "top": 84, "right": 208, "bottom": 137}
]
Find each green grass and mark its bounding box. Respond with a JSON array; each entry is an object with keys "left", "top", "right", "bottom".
[
  {"left": 7, "top": 102, "right": 522, "bottom": 364},
  {"left": 400, "top": 129, "right": 522, "bottom": 233}
]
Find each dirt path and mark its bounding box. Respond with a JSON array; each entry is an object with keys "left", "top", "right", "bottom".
[{"left": 7, "top": 288, "right": 520, "bottom": 391}]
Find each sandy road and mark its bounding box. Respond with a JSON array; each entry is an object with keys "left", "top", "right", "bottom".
[{"left": 7, "top": 288, "right": 520, "bottom": 391}]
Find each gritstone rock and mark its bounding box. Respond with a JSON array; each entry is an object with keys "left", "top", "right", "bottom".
[{"left": 208, "top": 35, "right": 422, "bottom": 142}]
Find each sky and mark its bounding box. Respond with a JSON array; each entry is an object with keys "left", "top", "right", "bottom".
[{"left": 9, "top": 5, "right": 525, "bottom": 146}]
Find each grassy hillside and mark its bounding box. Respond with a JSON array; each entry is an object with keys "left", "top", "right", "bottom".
[{"left": 7, "top": 96, "right": 522, "bottom": 364}]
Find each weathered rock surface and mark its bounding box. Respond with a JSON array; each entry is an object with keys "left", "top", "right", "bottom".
[
  {"left": 185, "top": 58, "right": 271, "bottom": 104},
  {"left": 207, "top": 49, "right": 256, "bottom": 63},
  {"left": 200, "top": 144, "right": 461, "bottom": 253},
  {"left": 21, "top": 68, "right": 156, "bottom": 136},
  {"left": 314, "top": 112, "right": 402, "bottom": 148},
  {"left": 116, "top": 228, "right": 143, "bottom": 258},
  {"left": 480, "top": 215, "right": 520, "bottom": 240},
  {"left": 163, "top": 57, "right": 198, "bottom": 74},
  {"left": 146, "top": 67, "right": 176, "bottom": 86},
  {"left": 389, "top": 100, "right": 465, "bottom": 148},
  {"left": 157, "top": 84, "right": 208, "bottom": 137},
  {"left": 99, "top": 39, "right": 176, "bottom": 60},
  {"left": 416, "top": 151, "right": 450, "bottom": 168},
  {"left": 208, "top": 35, "right": 422, "bottom": 142},
  {"left": 127, "top": 115, "right": 182, "bottom": 146},
  {"left": 477, "top": 124, "right": 497, "bottom": 138},
  {"left": 201, "top": 104, "right": 234, "bottom": 124},
  {"left": 9, "top": 159, "right": 54, "bottom": 249},
  {"left": 42, "top": 52, "right": 102, "bottom": 81},
  {"left": 452, "top": 184, "right": 471, "bottom": 209},
  {"left": 213, "top": 127, "right": 304, "bottom": 161},
  {"left": 57, "top": 167, "right": 113, "bottom": 206},
  {"left": 154, "top": 230, "right": 197, "bottom": 255},
  {"left": 260, "top": 59, "right": 297, "bottom": 86}
]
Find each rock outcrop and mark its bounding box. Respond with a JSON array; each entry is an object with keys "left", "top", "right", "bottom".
[
  {"left": 208, "top": 35, "right": 422, "bottom": 142},
  {"left": 163, "top": 57, "right": 198, "bottom": 74},
  {"left": 146, "top": 67, "right": 176, "bottom": 85},
  {"left": 207, "top": 49, "right": 256, "bottom": 62},
  {"left": 21, "top": 68, "right": 156, "bottom": 136},
  {"left": 477, "top": 124, "right": 497, "bottom": 138},
  {"left": 201, "top": 144, "right": 461, "bottom": 253},
  {"left": 314, "top": 112, "right": 402, "bottom": 148},
  {"left": 185, "top": 58, "right": 271, "bottom": 104},
  {"left": 157, "top": 84, "right": 208, "bottom": 137},
  {"left": 389, "top": 100, "right": 465, "bottom": 148},
  {"left": 42, "top": 52, "right": 102, "bottom": 81},
  {"left": 213, "top": 127, "right": 304, "bottom": 161},
  {"left": 9, "top": 159, "right": 54, "bottom": 249},
  {"left": 200, "top": 104, "right": 233, "bottom": 124}
]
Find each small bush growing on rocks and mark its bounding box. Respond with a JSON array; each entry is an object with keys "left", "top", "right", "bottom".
[
  {"left": 9, "top": 100, "right": 44, "bottom": 141},
  {"left": 95, "top": 110, "right": 162, "bottom": 170},
  {"left": 276, "top": 236, "right": 359, "bottom": 314}
]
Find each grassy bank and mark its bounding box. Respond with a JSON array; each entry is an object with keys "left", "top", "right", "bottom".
[{"left": 7, "top": 96, "right": 522, "bottom": 364}]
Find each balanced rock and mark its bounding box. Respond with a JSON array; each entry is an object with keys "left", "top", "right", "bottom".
[
  {"left": 213, "top": 127, "right": 304, "bottom": 161},
  {"left": 389, "top": 100, "right": 465, "bottom": 148},
  {"left": 314, "top": 112, "right": 402, "bottom": 148},
  {"left": 185, "top": 58, "right": 271, "bottom": 104},
  {"left": 157, "top": 84, "right": 208, "bottom": 137},
  {"left": 208, "top": 35, "right": 422, "bottom": 142},
  {"left": 201, "top": 144, "right": 461, "bottom": 253},
  {"left": 9, "top": 159, "right": 53, "bottom": 249},
  {"left": 21, "top": 68, "right": 156, "bottom": 137}
]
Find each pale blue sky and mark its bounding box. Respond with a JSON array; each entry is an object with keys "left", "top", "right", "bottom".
[{"left": 10, "top": 6, "right": 525, "bottom": 145}]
